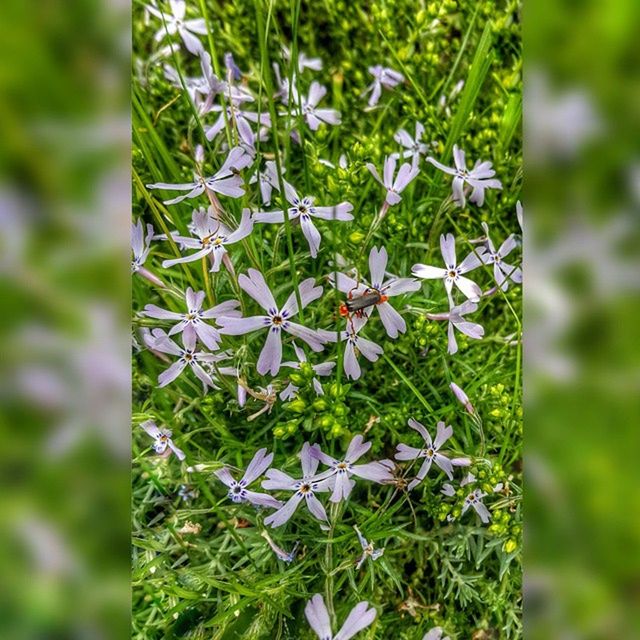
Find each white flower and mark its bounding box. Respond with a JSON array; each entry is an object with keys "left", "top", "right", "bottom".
[
  {"left": 140, "top": 420, "right": 185, "bottom": 461},
  {"left": 412, "top": 233, "right": 486, "bottom": 305},
  {"left": 146, "top": 1, "right": 207, "bottom": 55},
  {"left": 427, "top": 144, "right": 502, "bottom": 207}
]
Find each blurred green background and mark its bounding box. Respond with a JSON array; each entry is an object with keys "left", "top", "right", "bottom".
[
  {"left": 0, "top": 0, "right": 638, "bottom": 637},
  {"left": 526, "top": 0, "right": 640, "bottom": 638}
]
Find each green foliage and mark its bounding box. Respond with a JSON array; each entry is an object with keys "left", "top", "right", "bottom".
[{"left": 132, "top": 0, "right": 522, "bottom": 638}]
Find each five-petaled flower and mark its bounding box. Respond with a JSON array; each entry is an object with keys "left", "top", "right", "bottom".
[
  {"left": 282, "top": 45, "right": 323, "bottom": 73},
  {"left": 280, "top": 341, "right": 335, "bottom": 400},
  {"left": 162, "top": 207, "right": 254, "bottom": 272},
  {"left": 362, "top": 65, "right": 404, "bottom": 107},
  {"left": 330, "top": 245, "right": 420, "bottom": 338},
  {"left": 262, "top": 442, "right": 334, "bottom": 527},
  {"left": 144, "top": 328, "right": 226, "bottom": 389},
  {"left": 354, "top": 525, "right": 384, "bottom": 570},
  {"left": 146, "top": 0, "right": 207, "bottom": 55},
  {"left": 249, "top": 160, "right": 288, "bottom": 206},
  {"left": 142, "top": 287, "right": 240, "bottom": 350},
  {"left": 254, "top": 185, "right": 353, "bottom": 258},
  {"left": 204, "top": 100, "right": 271, "bottom": 150},
  {"left": 289, "top": 81, "right": 341, "bottom": 131},
  {"left": 214, "top": 448, "right": 283, "bottom": 509},
  {"left": 479, "top": 222, "right": 523, "bottom": 291},
  {"left": 392, "top": 122, "right": 433, "bottom": 166},
  {"left": 131, "top": 220, "right": 154, "bottom": 273},
  {"left": 427, "top": 144, "right": 502, "bottom": 207},
  {"left": 319, "top": 326, "right": 383, "bottom": 381},
  {"left": 412, "top": 233, "right": 485, "bottom": 305},
  {"left": 395, "top": 419, "right": 455, "bottom": 490},
  {"left": 218, "top": 269, "right": 325, "bottom": 376},
  {"left": 366, "top": 155, "right": 419, "bottom": 206},
  {"left": 140, "top": 420, "right": 185, "bottom": 461},
  {"left": 147, "top": 146, "right": 253, "bottom": 204},
  {"left": 462, "top": 488, "right": 491, "bottom": 523},
  {"left": 426, "top": 300, "right": 484, "bottom": 355},
  {"left": 311, "top": 434, "right": 395, "bottom": 502},
  {"left": 305, "top": 593, "right": 377, "bottom": 640}
]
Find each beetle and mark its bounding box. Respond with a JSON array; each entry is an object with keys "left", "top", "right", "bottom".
[{"left": 339, "top": 287, "right": 388, "bottom": 319}]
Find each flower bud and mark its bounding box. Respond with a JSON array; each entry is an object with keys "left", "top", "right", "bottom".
[
  {"left": 287, "top": 399, "right": 306, "bottom": 413},
  {"left": 312, "top": 398, "right": 328, "bottom": 412}
]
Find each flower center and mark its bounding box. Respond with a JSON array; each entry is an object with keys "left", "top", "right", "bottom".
[
  {"left": 448, "top": 269, "right": 457, "bottom": 278},
  {"left": 272, "top": 315, "right": 283, "bottom": 326},
  {"left": 299, "top": 483, "right": 312, "bottom": 494}
]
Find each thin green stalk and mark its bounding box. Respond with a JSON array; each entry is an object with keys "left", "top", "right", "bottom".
[{"left": 255, "top": 0, "right": 304, "bottom": 320}]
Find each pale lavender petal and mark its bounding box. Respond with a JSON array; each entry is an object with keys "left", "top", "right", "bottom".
[
  {"left": 312, "top": 377, "right": 324, "bottom": 395},
  {"left": 413, "top": 457, "right": 433, "bottom": 483},
  {"left": 368, "top": 246, "right": 388, "bottom": 287},
  {"left": 426, "top": 157, "right": 457, "bottom": 176},
  {"left": 343, "top": 435, "right": 369, "bottom": 463},
  {"left": 334, "top": 601, "right": 377, "bottom": 640},
  {"left": 168, "top": 440, "right": 186, "bottom": 461},
  {"left": 343, "top": 341, "right": 361, "bottom": 380},
  {"left": 394, "top": 128, "right": 413, "bottom": 148},
  {"left": 284, "top": 322, "right": 324, "bottom": 351},
  {"left": 473, "top": 500, "right": 491, "bottom": 523},
  {"left": 261, "top": 468, "right": 297, "bottom": 490},
  {"left": 377, "top": 301, "right": 406, "bottom": 338},
  {"left": 254, "top": 210, "right": 287, "bottom": 224},
  {"left": 355, "top": 335, "right": 383, "bottom": 362},
  {"left": 452, "top": 145, "right": 466, "bottom": 172},
  {"left": 440, "top": 233, "right": 456, "bottom": 268},
  {"left": 365, "top": 162, "right": 383, "bottom": 186},
  {"left": 329, "top": 272, "right": 360, "bottom": 293},
  {"left": 452, "top": 176, "right": 465, "bottom": 206},
  {"left": 395, "top": 443, "right": 422, "bottom": 461},
  {"left": 163, "top": 246, "right": 211, "bottom": 268},
  {"left": 305, "top": 594, "right": 332, "bottom": 640},
  {"left": 142, "top": 304, "right": 182, "bottom": 321},
  {"left": 314, "top": 108, "right": 341, "bottom": 126},
  {"left": 383, "top": 155, "right": 397, "bottom": 189},
  {"left": 226, "top": 208, "right": 254, "bottom": 243},
  {"left": 300, "top": 215, "right": 322, "bottom": 258},
  {"left": 447, "top": 322, "right": 459, "bottom": 355},
  {"left": 351, "top": 461, "right": 394, "bottom": 483},
  {"left": 368, "top": 80, "right": 382, "bottom": 107},
  {"left": 300, "top": 442, "right": 320, "bottom": 478},
  {"left": 411, "top": 264, "right": 447, "bottom": 280},
  {"left": 140, "top": 420, "right": 161, "bottom": 439},
  {"left": 257, "top": 328, "right": 282, "bottom": 376},
  {"left": 307, "top": 81, "right": 327, "bottom": 108},
  {"left": 330, "top": 472, "right": 356, "bottom": 502},
  {"left": 264, "top": 493, "right": 304, "bottom": 527},
  {"left": 305, "top": 493, "right": 328, "bottom": 521},
  {"left": 281, "top": 278, "right": 323, "bottom": 318},
  {"left": 455, "top": 276, "right": 482, "bottom": 301},
  {"left": 454, "top": 320, "right": 484, "bottom": 340},
  {"left": 243, "top": 448, "right": 274, "bottom": 486},
  {"left": 214, "top": 467, "right": 236, "bottom": 488},
  {"left": 458, "top": 249, "right": 486, "bottom": 273},
  {"left": 383, "top": 277, "right": 421, "bottom": 296},
  {"left": 393, "top": 162, "right": 418, "bottom": 192},
  {"left": 434, "top": 421, "right": 453, "bottom": 449},
  {"left": 218, "top": 315, "right": 269, "bottom": 335},
  {"left": 191, "top": 362, "right": 214, "bottom": 389},
  {"left": 498, "top": 234, "right": 517, "bottom": 258},
  {"left": 408, "top": 418, "right": 432, "bottom": 445},
  {"left": 239, "top": 269, "right": 277, "bottom": 311},
  {"left": 201, "top": 299, "right": 241, "bottom": 320},
  {"left": 280, "top": 382, "right": 299, "bottom": 401},
  {"left": 158, "top": 360, "right": 187, "bottom": 387},
  {"left": 312, "top": 202, "right": 354, "bottom": 221},
  {"left": 194, "top": 323, "right": 221, "bottom": 350},
  {"left": 244, "top": 490, "right": 282, "bottom": 509},
  {"left": 434, "top": 454, "right": 454, "bottom": 480}
]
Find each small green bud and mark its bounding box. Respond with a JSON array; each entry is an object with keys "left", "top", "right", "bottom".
[
  {"left": 273, "top": 426, "right": 286, "bottom": 438},
  {"left": 312, "top": 398, "right": 328, "bottom": 412},
  {"left": 287, "top": 399, "right": 306, "bottom": 413}
]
